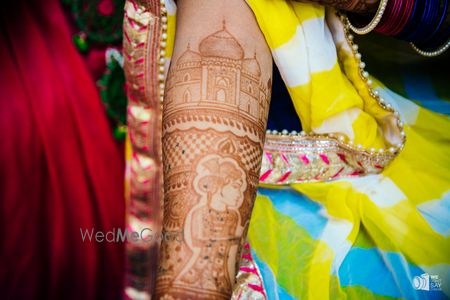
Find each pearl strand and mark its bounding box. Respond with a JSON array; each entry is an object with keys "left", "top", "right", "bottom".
[
  {"left": 410, "top": 39, "right": 450, "bottom": 57},
  {"left": 158, "top": 0, "right": 168, "bottom": 104},
  {"left": 343, "top": 16, "right": 406, "bottom": 153},
  {"left": 345, "top": 0, "right": 389, "bottom": 35}
]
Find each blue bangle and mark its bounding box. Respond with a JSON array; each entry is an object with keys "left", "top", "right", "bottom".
[
  {"left": 397, "top": 0, "right": 423, "bottom": 39},
  {"left": 417, "top": 0, "right": 450, "bottom": 48},
  {"left": 422, "top": 0, "right": 448, "bottom": 41},
  {"left": 407, "top": 0, "right": 439, "bottom": 42}
]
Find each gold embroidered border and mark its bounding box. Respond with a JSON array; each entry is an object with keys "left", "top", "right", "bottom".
[
  {"left": 260, "top": 133, "right": 395, "bottom": 184},
  {"left": 231, "top": 243, "right": 267, "bottom": 300},
  {"left": 123, "top": 0, "right": 164, "bottom": 298}
]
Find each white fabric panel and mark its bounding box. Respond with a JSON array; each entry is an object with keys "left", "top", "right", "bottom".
[
  {"left": 272, "top": 19, "right": 337, "bottom": 87},
  {"left": 165, "top": 0, "right": 177, "bottom": 15},
  {"left": 313, "top": 107, "right": 360, "bottom": 140},
  {"left": 378, "top": 87, "right": 420, "bottom": 125},
  {"left": 272, "top": 26, "right": 310, "bottom": 87},
  {"left": 417, "top": 192, "right": 450, "bottom": 237},
  {"left": 347, "top": 174, "right": 406, "bottom": 207},
  {"left": 318, "top": 211, "right": 353, "bottom": 273}
]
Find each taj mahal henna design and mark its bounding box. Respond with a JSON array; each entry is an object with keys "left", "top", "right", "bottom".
[{"left": 154, "top": 19, "right": 271, "bottom": 300}]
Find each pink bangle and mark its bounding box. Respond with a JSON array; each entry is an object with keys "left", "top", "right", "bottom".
[
  {"left": 376, "top": 0, "right": 415, "bottom": 35},
  {"left": 390, "top": 0, "right": 414, "bottom": 35},
  {"left": 375, "top": 0, "right": 398, "bottom": 34}
]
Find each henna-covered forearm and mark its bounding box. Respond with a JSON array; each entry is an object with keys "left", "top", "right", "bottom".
[{"left": 154, "top": 0, "right": 272, "bottom": 299}]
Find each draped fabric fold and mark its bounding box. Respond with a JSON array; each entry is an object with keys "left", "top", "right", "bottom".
[
  {"left": 1, "top": 1, "right": 125, "bottom": 298},
  {"left": 241, "top": 1, "right": 450, "bottom": 299}
]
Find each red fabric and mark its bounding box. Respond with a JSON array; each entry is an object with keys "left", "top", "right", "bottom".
[{"left": 0, "top": 1, "right": 125, "bottom": 299}]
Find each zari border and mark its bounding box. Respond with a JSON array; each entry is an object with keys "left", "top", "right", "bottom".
[
  {"left": 232, "top": 243, "right": 267, "bottom": 300},
  {"left": 259, "top": 132, "right": 396, "bottom": 184},
  {"left": 123, "top": 0, "right": 165, "bottom": 299}
]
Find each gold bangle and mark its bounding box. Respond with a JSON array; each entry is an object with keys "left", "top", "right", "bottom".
[{"left": 345, "top": 0, "right": 389, "bottom": 35}]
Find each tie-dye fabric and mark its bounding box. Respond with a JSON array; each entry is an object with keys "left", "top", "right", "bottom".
[{"left": 243, "top": 1, "right": 450, "bottom": 299}]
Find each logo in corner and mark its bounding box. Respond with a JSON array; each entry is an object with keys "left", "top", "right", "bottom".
[{"left": 413, "top": 273, "right": 442, "bottom": 291}]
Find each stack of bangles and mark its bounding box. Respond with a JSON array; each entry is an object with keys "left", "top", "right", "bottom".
[{"left": 345, "top": 0, "right": 450, "bottom": 57}]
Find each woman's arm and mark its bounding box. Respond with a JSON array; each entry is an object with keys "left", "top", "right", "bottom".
[{"left": 155, "top": 0, "right": 272, "bottom": 299}]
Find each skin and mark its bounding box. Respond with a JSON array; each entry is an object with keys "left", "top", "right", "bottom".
[{"left": 154, "top": 0, "right": 272, "bottom": 299}]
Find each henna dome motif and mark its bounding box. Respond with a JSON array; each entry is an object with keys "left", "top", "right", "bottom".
[
  {"left": 166, "top": 23, "right": 269, "bottom": 129},
  {"left": 177, "top": 44, "right": 201, "bottom": 65},
  {"left": 242, "top": 56, "right": 261, "bottom": 77},
  {"left": 199, "top": 24, "right": 244, "bottom": 60}
]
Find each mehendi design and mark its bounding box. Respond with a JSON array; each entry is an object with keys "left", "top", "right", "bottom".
[
  {"left": 164, "top": 21, "right": 270, "bottom": 144},
  {"left": 155, "top": 21, "right": 271, "bottom": 299},
  {"left": 177, "top": 155, "right": 246, "bottom": 291},
  {"left": 348, "top": 0, "right": 380, "bottom": 13}
]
